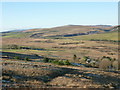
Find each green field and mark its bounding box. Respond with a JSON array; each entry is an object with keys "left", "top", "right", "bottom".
[{"left": 68, "top": 31, "right": 119, "bottom": 41}]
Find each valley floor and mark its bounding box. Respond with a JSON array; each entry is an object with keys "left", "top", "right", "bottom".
[
  {"left": 1, "top": 27, "right": 119, "bottom": 89},
  {"left": 2, "top": 58, "right": 120, "bottom": 89}
]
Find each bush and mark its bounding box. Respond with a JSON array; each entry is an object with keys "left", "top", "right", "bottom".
[
  {"left": 99, "top": 59, "right": 112, "bottom": 70},
  {"left": 90, "top": 61, "right": 99, "bottom": 68},
  {"left": 79, "top": 56, "right": 89, "bottom": 64},
  {"left": 34, "top": 54, "right": 39, "bottom": 57},
  {"left": 51, "top": 60, "right": 58, "bottom": 64},
  {"left": 14, "top": 56, "right": 20, "bottom": 60},
  {"left": 79, "top": 59, "right": 86, "bottom": 64},
  {"left": 101, "top": 56, "right": 112, "bottom": 61},
  {"left": 83, "top": 56, "right": 89, "bottom": 61},
  {"left": 48, "top": 59, "right": 52, "bottom": 63},
  {"left": 57, "top": 60, "right": 64, "bottom": 65},
  {"left": 63, "top": 60, "right": 71, "bottom": 65},
  {"left": 8, "top": 44, "right": 19, "bottom": 49},
  {"left": 43, "top": 57, "right": 50, "bottom": 63},
  {"left": 43, "top": 57, "right": 71, "bottom": 65},
  {"left": 53, "top": 60, "right": 71, "bottom": 65},
  {"left": 24, "top": 57, "right": 29, "bottom": 61}
]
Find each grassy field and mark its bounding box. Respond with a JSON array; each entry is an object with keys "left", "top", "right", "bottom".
[
  {"left": 2, "top": 32, "right": 33, "bottom": 38},
  {"left": 72, "top": 31, "right": 119, "bottom": 41}
]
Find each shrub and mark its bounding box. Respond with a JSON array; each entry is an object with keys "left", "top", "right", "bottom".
[
  {"left": 79, "top": 56, "right": 89, "bottom": 64},
  {"left": 101, "top": 56, "right": 112, "bottom": 61},
  {"left": 8, "top": 44, "right": 19, "bottom": 49},
  {"left": 43, "top": 57, "right": 71, "bottom": 65},
  {"left": 63, "top": 60, "right": 71, "bottom": 65},
  {"left": 90, "top": 61, "right": 95, "bottom": 67},
  {"left": 51, "top": 60, "right": 59, "bottom": 64},
  {"left": 14, "top": 56, "right": 20, "bottom": 60},
  {"left": 112, "top": 61, "right": 119, "bottom": 70},
  {"left": 57, "top": 60, "right": 64, "bottom": 65},
  {"left": 48, "top": 59, "right": 52, "bottom": 63},
  {"left": 53, "top": 60, "right": 71, "bottom": 65},
  {"left": 90, "top": 61, "right": 99, "bottom": 68},
  {"left": 43, "top": 57, "right": 49, "bottom": 63},
  {"left": 50, "top": 60, "right": 71, "bottom": 65},
  {"left": 79, "top": 59, "right": 86, "bottom": 64},
  {"left": 83, "top": 56, "right": 89, "bottom": 61},
  {"left": 99, "top": 59, "right": 112, "bottom": 70},
  {"left": 24, "top": 57, "right": 29, "bottom": 61},
  {"left": 34, "top": 54, "right": 39, "bottom": 57}
]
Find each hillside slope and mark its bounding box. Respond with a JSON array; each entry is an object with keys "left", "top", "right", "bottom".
[{"left": 2, "top": 25, "right": 116, "bottom": 38}]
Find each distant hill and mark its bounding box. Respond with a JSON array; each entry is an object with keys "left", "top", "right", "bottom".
[
  {"left": 1, "top": 29, "right": 26, "bottom": 33},
  {"left": 1, "top": 25, "right": 118, "bottom": 39},
  {"left": 26, "top": 25, "right": 115, "bottom": 38}
]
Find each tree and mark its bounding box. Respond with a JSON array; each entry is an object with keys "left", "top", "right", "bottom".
[{"left": 73, "top": 54, "right": 77, "bottom": 63}]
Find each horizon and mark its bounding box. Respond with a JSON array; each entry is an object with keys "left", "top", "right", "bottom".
[
  {"left": 2, "top": 2, "right": 118, "bottom": 32},
  {"left": 1, "top": 24, "right": 116, "bottom": 32}
]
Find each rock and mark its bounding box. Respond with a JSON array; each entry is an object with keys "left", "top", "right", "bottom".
[
  {"left": 78, "top": 75, "right": 82, "bottom": 77},
  {"left": 83, "top": 85, "right": 87, "bottom": 88}
]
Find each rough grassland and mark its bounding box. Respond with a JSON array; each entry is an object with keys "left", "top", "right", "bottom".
[
  {"left": 2, "top": 58, "right": 120, "bottom": 88},
  {"left": 1, "top": 25, "right": 120, "bottom": 89}
]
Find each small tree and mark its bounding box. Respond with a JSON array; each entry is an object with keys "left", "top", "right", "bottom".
[{"left": 73, "top": 54, "right": 77, "bottom": 63}]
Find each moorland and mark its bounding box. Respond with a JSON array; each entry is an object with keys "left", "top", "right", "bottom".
[{"left": 1, "top": 25, "right": 120, "bottom": 89}]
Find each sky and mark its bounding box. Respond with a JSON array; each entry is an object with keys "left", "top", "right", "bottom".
[{"left": 1, "top": 2, "right": 118, "bottom": 32}]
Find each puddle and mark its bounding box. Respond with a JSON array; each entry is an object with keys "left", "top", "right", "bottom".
[
  {"left": 32, "top": 48, "right": 45, "bottom": 51},
  {"left": 86, "top": 73, "right": 101, "bottom": 78},
  {"left": 2, "top": 80, "right": 10, "bottom": 83},
  {"left": 13, "top": 76, "right": 22, "bottom": 79},
  {"left": 71, "top": 63, "right": 85, "bottom": 67}
]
